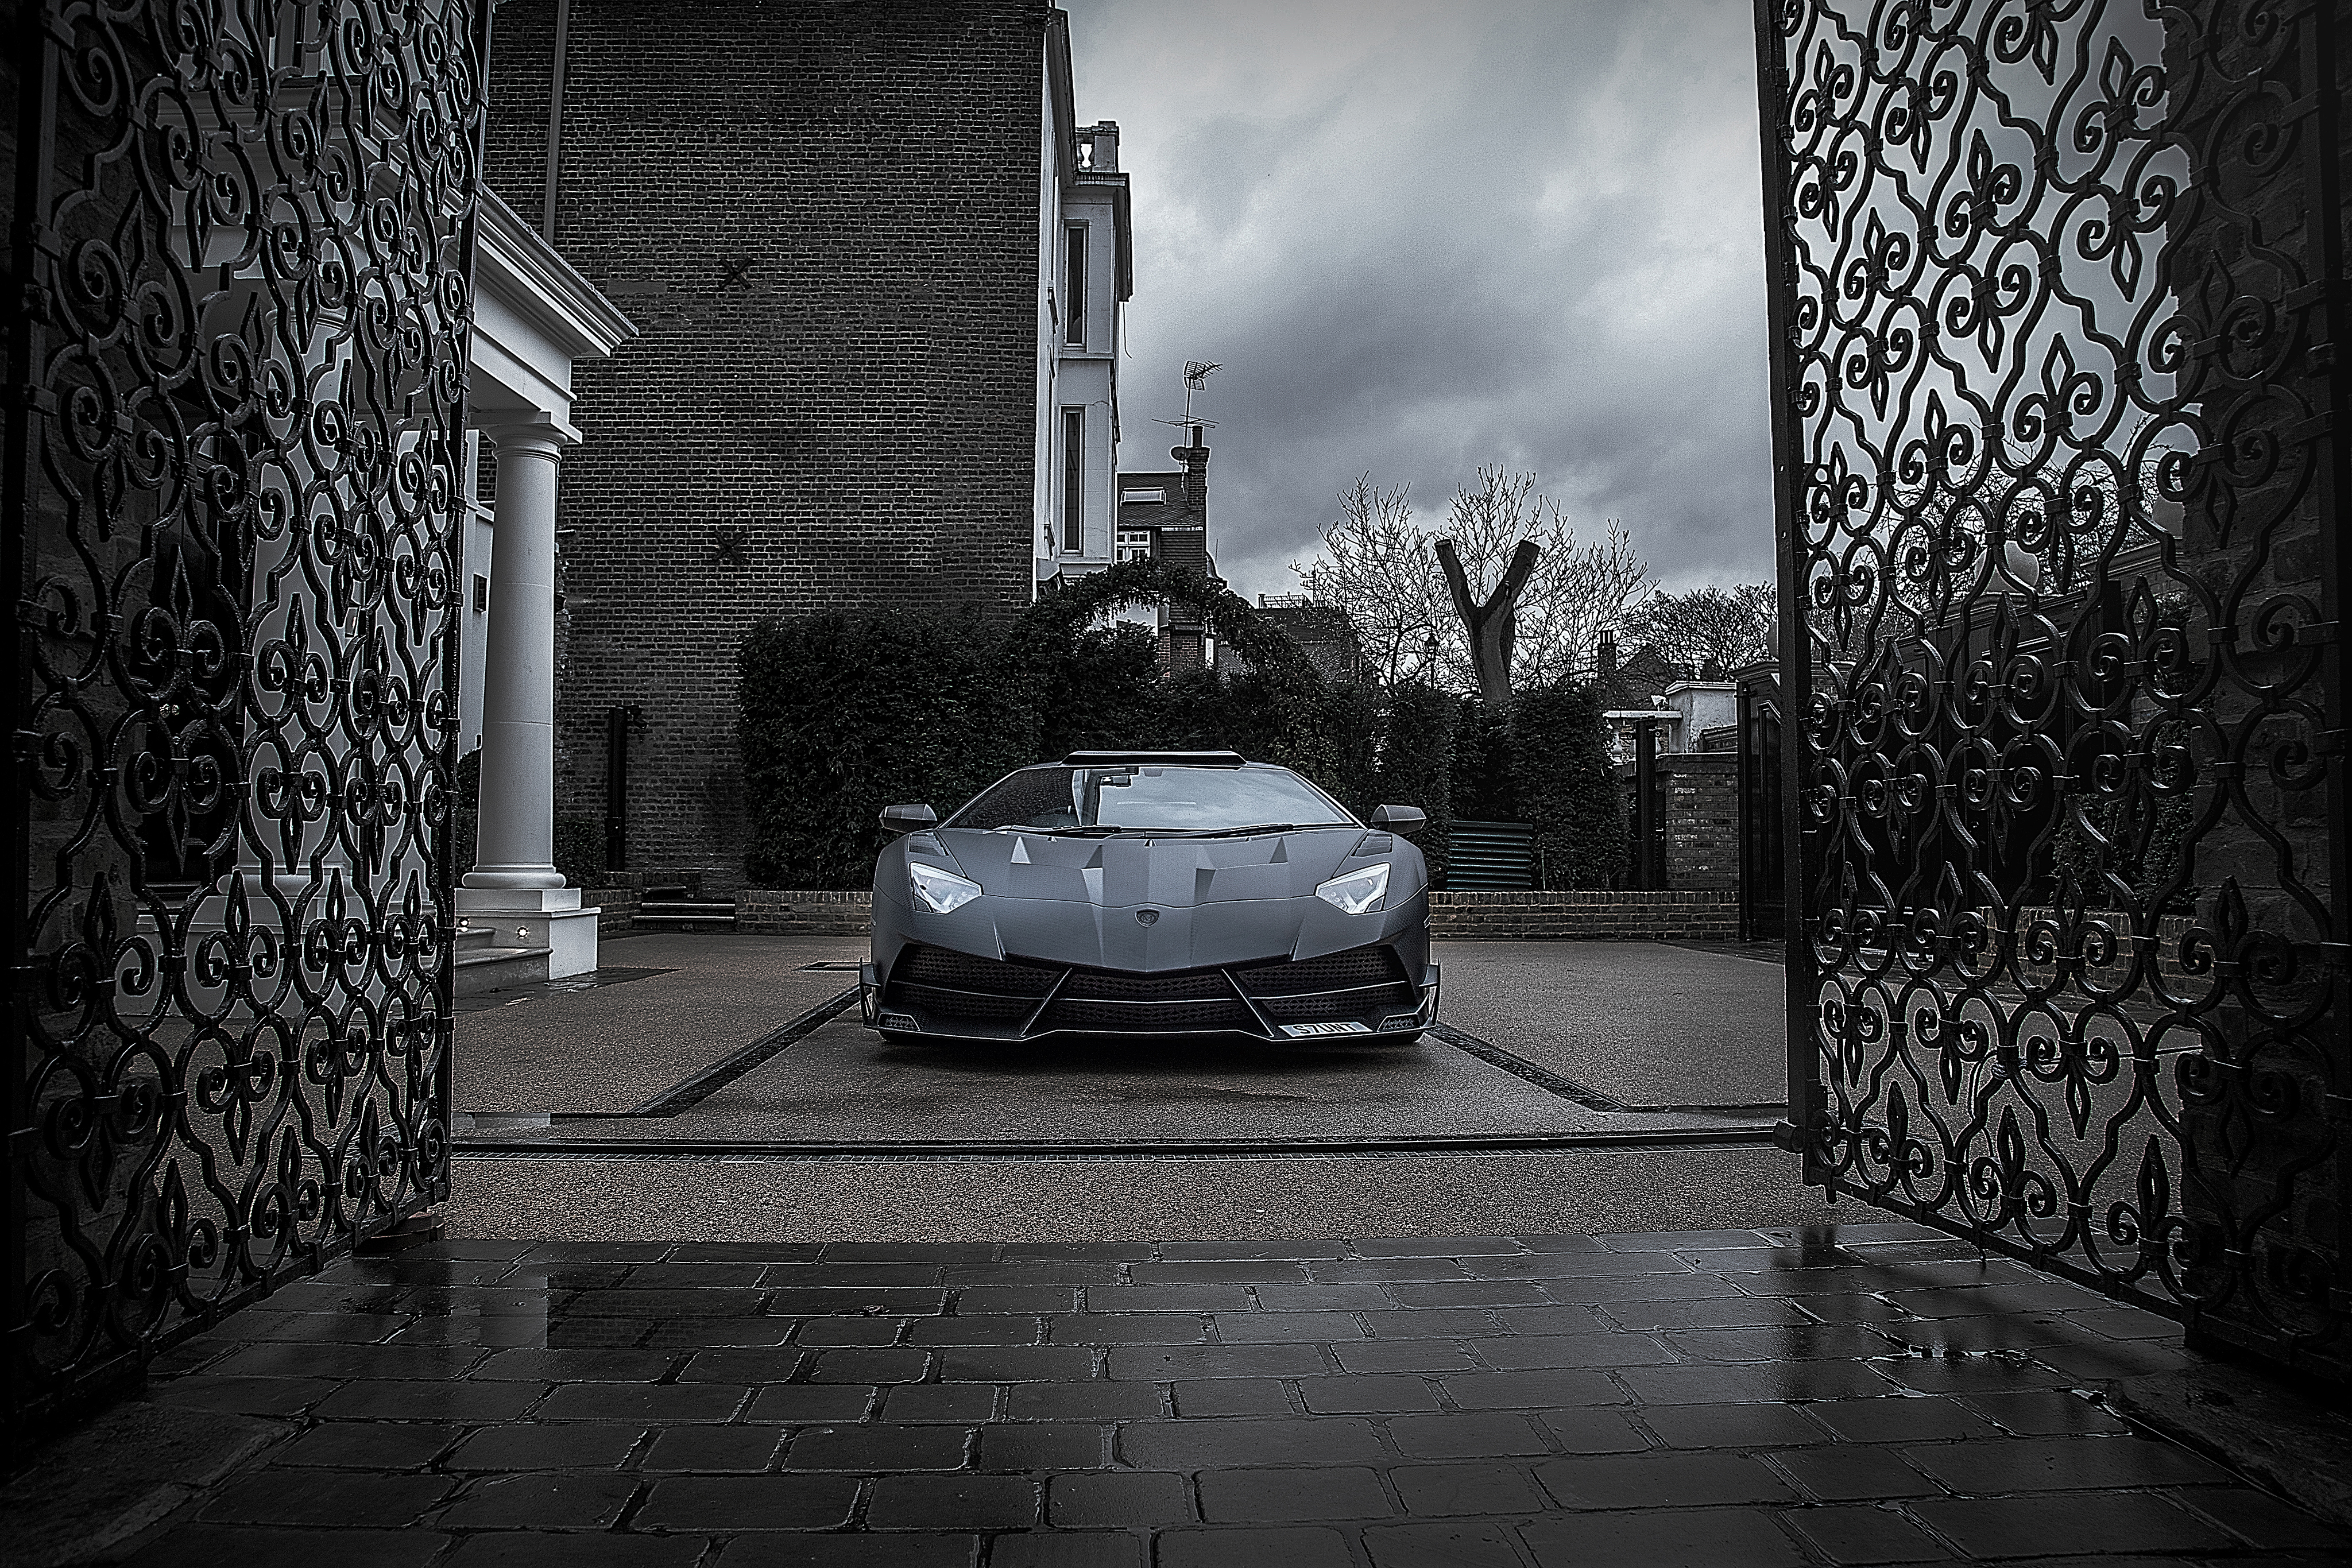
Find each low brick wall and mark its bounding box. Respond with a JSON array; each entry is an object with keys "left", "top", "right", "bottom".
[
  {"left": 726, "top": 889, "right": 1740, "bottom": 940},
  {"left": 1430, "top": 889, "right": 1739, "bottom": 940},
  {"left": 581, "top": 888, "right": 640, "bottom": 934},
  {"left": 737, "top": 889, "right": 875, "bottom": 936}
]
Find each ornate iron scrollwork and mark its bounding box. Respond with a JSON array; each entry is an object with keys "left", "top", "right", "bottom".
[
  {"left": 1755, "top": 0, "right": 2349, "bottom": 1376},
  {"left": 6, "top": 0, "right": 484, "bottom": 1430}
]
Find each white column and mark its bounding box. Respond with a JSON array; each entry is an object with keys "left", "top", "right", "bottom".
[
  {"left": 468, "top": 420, "right": 568, "bottom": 891},
  {"left": 458, "top": 416, "right": 599, "bottom": 980}
]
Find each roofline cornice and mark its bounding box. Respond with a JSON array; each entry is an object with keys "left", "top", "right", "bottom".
[{"left": 475, "top": 187, "right": 637, "bottom": 359}]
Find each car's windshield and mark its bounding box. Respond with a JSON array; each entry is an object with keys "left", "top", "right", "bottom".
[{"left": 946, "top": 765, "right": 1355, "bottom": 834}]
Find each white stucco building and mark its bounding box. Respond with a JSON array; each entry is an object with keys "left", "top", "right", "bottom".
[
  {"left": 454, "top": 191, "right": 635, "bottom": 989},
  {"left": 1034, "top": 21, "right": 1134, "bottom": 591}
]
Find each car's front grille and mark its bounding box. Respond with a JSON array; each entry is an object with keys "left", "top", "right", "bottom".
[
  {"left": 895, "top": 946, "right": 1059, "bottom": 996},
  {"left": 1060, "top": 969, "right": 1233, "bottom": 1004},
  {"left": 1233, "top": 947, "right": 1405, "bottom": 997},
  {"left": 893, "top": 984, "right": 1038, "bottom": 1024},
  {"left": 883, "top": 943, "right": 1421, "bottom": 1038},
  {"left": 1039, "top": 997, "right": 1258, "bottom": 1033}
]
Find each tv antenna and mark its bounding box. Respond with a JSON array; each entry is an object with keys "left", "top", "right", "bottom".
[{"left": 1152, "top": 361, "right": 1223, "bottom": 430}]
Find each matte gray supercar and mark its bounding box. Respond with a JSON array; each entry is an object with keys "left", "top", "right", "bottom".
[{"left": 860, "top": 753, "right": 1438, "bottom": 1045}]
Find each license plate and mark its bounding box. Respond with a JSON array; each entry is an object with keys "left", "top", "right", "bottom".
[{"left": 1282, "top": 1021, "right": 1371, "bottom": 1037}]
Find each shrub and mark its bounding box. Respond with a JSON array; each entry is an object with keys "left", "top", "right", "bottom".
[
  {"left": 1036, "top": 620, "right": 1164, "bottom": 760},
  {"left": 452, "top": 748, "right": 480, "bottom": 875},
  {"left": 1450, "top": 697, "right": 1514, "bottom": 822},
  {"left": 1511, "top": 682, "right": 1624, "bottom": 889},
  {"left": 555, "top": 815, "right": 607, "bottom": 888},
  {"left": 1375, "top": 681, "right": 1455, "bottom": 885},
  {"left": 738, "top": 608, "right": 1039, "bottom": 888},
  {"left": 1318, "top": 680, "right": 1385, "bottom": 820},
  {"left": 738, "top": 562, "right": 1419, "bottom": 885}
]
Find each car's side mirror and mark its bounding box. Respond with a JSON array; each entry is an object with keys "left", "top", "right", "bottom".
[
  {"left": 1370, "top": 804, "right": 1426, "bottom": 835},
  {"left": 880, "top": 803, "right": 938, "bottom": 833}
]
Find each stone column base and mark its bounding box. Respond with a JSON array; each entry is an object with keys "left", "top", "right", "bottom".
[{"left": 457, "top": 886, "right": 601, "bottom": 979}]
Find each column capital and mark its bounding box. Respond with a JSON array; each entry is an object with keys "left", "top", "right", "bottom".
[{"left": 475, "top": 413, "right": 581, "bottom": 458}]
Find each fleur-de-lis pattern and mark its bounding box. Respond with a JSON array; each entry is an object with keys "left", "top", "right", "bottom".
[
  {"left": 1758, "top": 0, "right": 2349, "bottom": 1376},
  {"left": 7, "top": 0, "right": 482, "bottom": 1427}
]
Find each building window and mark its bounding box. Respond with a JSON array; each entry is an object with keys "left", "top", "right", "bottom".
[
  {"left": 1064, "top": 223, "right": 1087, "bottom": 346},
  {"left": 473, "top": 575, "right": 490, "bottom": 613},
  {"left": 1117, "top": 529, "right": 1153, "bottom": 563},
  {"left": 1062, "top": 407, "right": 1085, "bottom": 553},
  {"left": 1120, "top": 487, "right": 1165, "bottom": 504}
]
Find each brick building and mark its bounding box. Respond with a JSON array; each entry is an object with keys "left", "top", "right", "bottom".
[
  {"left": 482, "top": 1, "right": 1128, "bottom": 892},
  {"left": 1115, "top": 428, "right": 1218, "bottom": 668}
]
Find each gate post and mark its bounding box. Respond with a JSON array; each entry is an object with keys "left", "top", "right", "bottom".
[{"left": 1747, "top": 0, "right": 1821, "bottom": 1162}]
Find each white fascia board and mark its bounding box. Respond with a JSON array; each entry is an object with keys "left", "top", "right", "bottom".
[
  {"left": 474, "top": 188, "right": 637, "bottom": 362},
  {"left": 467, "top": 289, "right": 582, "bottom": 440}
]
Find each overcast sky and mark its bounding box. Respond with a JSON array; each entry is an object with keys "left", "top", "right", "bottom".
[{"left": 1066, "top": 0, "right": 1777, "bottom": 603}]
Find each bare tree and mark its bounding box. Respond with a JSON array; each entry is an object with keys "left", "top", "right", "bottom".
[
  {"left": 1293, "top": 477, "right": 1449, "bottom": 685},
  {"left": 1435, "top": 469, "right": 1653, "bottom": 694},
  {"left": 1624, "top": 582, "right": 1777, "bottom": 675},
  {"left": 1295, "top": 468, "right": 1653, "bottom": 696}
]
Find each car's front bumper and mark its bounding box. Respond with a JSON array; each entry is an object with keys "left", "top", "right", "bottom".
[{"left": 862, "top": 942, "right": 1438, "bottom": 1045}]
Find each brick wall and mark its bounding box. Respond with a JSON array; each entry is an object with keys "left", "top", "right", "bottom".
[
  {"left": 580, "top": 888, "right": 640, "bottom": 935},
  {"left": 1429, "top": 891, "right": 1738, "bottom": 941},
  {"left": 1618, "top": 752, "right": 1739, "bottom": 892},
  {"left": 737, "top": 890, "right": 876, "bottom": 937},
  {"left": 727, "top": 889, "right": 1738, "bottom": 942},
  {"left": 485, "top": 0, "right": 1055, "bottom": 895}
]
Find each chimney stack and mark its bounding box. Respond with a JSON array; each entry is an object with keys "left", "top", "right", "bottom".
[
  {"left": 1081, "top": 121, "right": 1120, "bottom": 172},
  {"left": 1174, "top": 428, "right": 1209, "bottom": 506}
]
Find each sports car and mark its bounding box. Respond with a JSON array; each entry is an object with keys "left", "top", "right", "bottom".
[{"left": 859, "top": 751, "right": 1438, "bottom": 1046}]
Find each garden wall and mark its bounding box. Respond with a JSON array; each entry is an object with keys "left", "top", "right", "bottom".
[
  {"left": 729, "top": 889, "right": 1738, "bottom": 942},
  {"left": 1428, "top": 890, "right": 1738, "bottom": 940},
  {"left": 737, "top": 890, "right": 876, "bottom": 936},
  {"left": 581, "top": 888, "right": 640, "bottom": 934}
]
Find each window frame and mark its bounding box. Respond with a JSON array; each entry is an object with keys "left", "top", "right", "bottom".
[
  {"left": 1061, "top": 406, "right": 1086, "bottom": 555},
  {"left": 1063, "top": 222, "right": 1088, "bottom": 347}
]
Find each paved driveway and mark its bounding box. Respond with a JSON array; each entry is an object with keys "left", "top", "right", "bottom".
[{"left": 448, "top": 935, "right": 1817, "bottom": 1241}]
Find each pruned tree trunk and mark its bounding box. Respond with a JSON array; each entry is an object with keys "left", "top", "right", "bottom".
[{"left": 1436, "top": 537, "right": 1539, "bottom": 706}]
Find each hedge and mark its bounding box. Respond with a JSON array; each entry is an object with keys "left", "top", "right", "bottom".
[
  {"left": 1376, "top": 682, "right": 1455, "bottom": 885},
  {"left": 739, "top": 607, "right": 1040, "bottom": 888},
  {"left": 1511, "top": 681, "right": 1625, "bottom": 890},
  {"left": 736, "top": 563, "right": 1506, "bottom": 886}
]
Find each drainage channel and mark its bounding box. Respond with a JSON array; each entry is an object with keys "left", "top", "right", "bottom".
[
  {"left": 451, "top": 989, "right": 1782, "bottom": 1158},
  {"left": 1428, "top": 1022, "right": 1782, "bottom": 1118},
  {"left": 452, "top": 1125, "right": 1782, "bottom": 1162}
]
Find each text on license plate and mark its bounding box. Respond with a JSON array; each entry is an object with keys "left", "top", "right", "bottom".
[{"left": 1281, "top": 1021, "right": 1372, "bottom": 1037}]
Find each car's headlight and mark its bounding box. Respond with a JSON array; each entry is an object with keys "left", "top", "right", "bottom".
[
  {"left": 908, "top": 862, "right": 983, "bottom": 914},
  {"left": 1315, "top": 862, "right": 1390, "bottom": 915}
]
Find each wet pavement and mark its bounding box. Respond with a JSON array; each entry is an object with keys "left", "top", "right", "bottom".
[{"left": 47, "top": 1224, "right": 2347, "bottom": 1566}]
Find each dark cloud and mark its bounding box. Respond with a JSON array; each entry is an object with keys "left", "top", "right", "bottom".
[{"left": 1067, "top": 0, "right": 1778, "bottom": 599}]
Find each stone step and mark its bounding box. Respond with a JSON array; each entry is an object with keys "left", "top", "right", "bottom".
[
  {"left": 454, "top": 939, "right": 553, "bottom": 998},
  {"left": 637, "top": 900, "right": 737, "bottom": 934}
]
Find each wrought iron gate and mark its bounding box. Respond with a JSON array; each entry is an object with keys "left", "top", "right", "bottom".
[
  {"left": 1755, "top": 0, "right": 2350, "bottom": 1377},
  {"left": 6, "top": 0, "right": 486, "bottom": 1433}
]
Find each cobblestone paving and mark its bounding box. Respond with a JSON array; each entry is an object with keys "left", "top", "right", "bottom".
[{"left": 122, "top": 1224, "right": 2347, "bottom": 1566}]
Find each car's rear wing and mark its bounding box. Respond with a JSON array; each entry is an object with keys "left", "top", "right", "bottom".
[{"left": 1061, "top": 750, "right": 1248, "bottom": 768}]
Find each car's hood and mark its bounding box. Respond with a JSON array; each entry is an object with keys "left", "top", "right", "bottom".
[{"left": 934, "top": 825, "right": 1370, "bottom": 907}]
